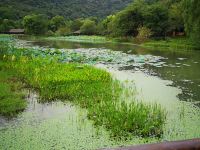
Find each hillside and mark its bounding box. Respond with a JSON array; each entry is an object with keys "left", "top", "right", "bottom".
[{"left": 0, "top": 0, "right": 132, "bottom": 20}]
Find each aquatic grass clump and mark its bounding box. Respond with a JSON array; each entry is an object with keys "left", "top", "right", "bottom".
[
  {"left": 88, "top": 95, "right": 165, "bottom": 138},
  {"left": 0, "top": 39, "right": 166, "bottom": 137},
  {"left": 0, "top": 69, "right": 27, "bottom": 117},
  {"left": 2, "top": 55, "right": 166, "bottom": 137}
]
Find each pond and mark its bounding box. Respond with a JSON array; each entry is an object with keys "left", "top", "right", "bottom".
[{"left": 0, "top": 36, "right": 200, "bottom": 149}]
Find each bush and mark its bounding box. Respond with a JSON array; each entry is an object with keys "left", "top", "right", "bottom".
[
  {"left": 136, "top": 26, "right": 152, "bottom": 43},
  {"left": 46, "top": 30, "right": 55, "bottom": 36},
  {"left": 49, "top": 15, "right": 65, "bottom": 32},
  {"left": 23, "top": 14, "right": 48, "bottom": 35},
  {"left": 55, "top": 27, "right": 71, "bottom": 36},
  {"left": 80, "top": 19, "right": 97, "bottom": 35}
]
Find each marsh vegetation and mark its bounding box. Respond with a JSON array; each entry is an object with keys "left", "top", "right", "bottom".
[{"left": 0, "top": 35, "right": 166, "bottom": 138}]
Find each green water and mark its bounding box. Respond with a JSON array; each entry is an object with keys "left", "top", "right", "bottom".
[
  {"left": 0, "top": 37, "right": 200, "bottom": 149},
  {"left": 0, "top": 91, "right": 157, "bottom": 150}
]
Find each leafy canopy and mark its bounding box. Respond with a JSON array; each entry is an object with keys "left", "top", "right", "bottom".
[{"left": 23, "top": 14, "right": 48, "bottom": 35}]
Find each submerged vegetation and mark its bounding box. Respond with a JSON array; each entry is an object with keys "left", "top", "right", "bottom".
[{"left": 0, "top": 35, "right": 166, "bottom": 137}]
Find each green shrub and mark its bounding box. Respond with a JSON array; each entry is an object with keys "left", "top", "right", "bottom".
[
  {"left": 55, "top": 27, "right": 71, "bottom": 36},
  {"left": 80, "top": 19, "right": 97, "bottom": 35},
  {"left": 23, "top": 14, "right": 48, "bottom": 35},
  {"left": 136, "top": 26, "right": 152, "bottom": 43}
]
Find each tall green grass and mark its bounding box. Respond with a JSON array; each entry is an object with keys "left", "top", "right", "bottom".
[
  {"left": 0, "top": 63, "right": 27, "bottom": 117},
  {"left": 0, "top": 35, "right": 166, "bottom": 138}
]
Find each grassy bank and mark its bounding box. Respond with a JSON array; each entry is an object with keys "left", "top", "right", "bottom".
[
  {"left": 142, "top": 37, "right": 199, "bottom": 51},
  {"left": 45, "top": 35, "right": 199, "bottom": 51},
  {"left": 46, "top": 35, "right": 114, "bottom": 43},
  {"left": 0, "top": 35, "right": 166, "bottom": 138}
]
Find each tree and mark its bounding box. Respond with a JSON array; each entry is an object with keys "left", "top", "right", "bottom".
[
  {"left": 101, "top": 15, "right": 116, "bottom": 34},
  {"left": 0, "top": 19, "right": 15, "bottom": 32},
  {"left": 70, "top": 19, "right": 84, "bottom": 32},
  {"left": 136, "top": 26, "right": 152, "bottom": 42},
  {"left": 143, "top": 3, "right": 169, "bottom": 36},
  {"left": 55, "top": 27, "right": 71, "bottom": 36},
  {"left": 169, "top": 2, "right": 184, "bottom": 32},
  {"left": 80, "top": 19, "right": 97, "bottom": 35},
  {"left": 49, "top": 15, "right": 65, "bottom": 32},
  {"left": 96, "top": 22, "right": 105, "bottom": 35},
  {"left": 23, "top": 14, "right": 48, "bottom": 35},
  {"left": 183, "top": 0, "right": 200, "bottom": 47},
  {"left": 0, "top": 0, "right": 133, "bottom": 20},
  {"left": 111, "top": 3, "right": 145, "bottom": 37}
]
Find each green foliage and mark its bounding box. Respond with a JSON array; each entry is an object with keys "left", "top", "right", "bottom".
[
  {"left": 89, "top": 101, "right": 165, "bottom": 137},
  {"left": 3, "top": 55, "right": 165, "bottom": 138},
  {"left": 0, "top": 0, "right": 189, "bottom": 39},
  {"left": 46, "top": 30, "right": 54, "bottom": 36},
  {"left": 105, "top": 0, "right": 184, "bottom": 38},
  {"left": 168, "top": 1, "right": 184, "bottom": 32},
  {"left": 0, "top": 0, "right": 132, "bottom": 20},
  {"left": 0, "top": 19, "right": 15, "bottom": 32},
  {"left": 96, "top": 22, "right": 105, "bottom": 35},
  {"left": 49, "top": 15, "right": 66, "bottom": 32},
  {"left": 80, "top": 19, "right": 97, "bottom": 35},
  {"left": 136, "top": 26, "right": 152, "bottom": 43},
  {"left": 183, "top": 0, "right": 200, "bottom": 48},
  {"left": 0, "top": 6, "right": 22, "bottom": 20},
  {"left": 23, "top": 14, "right": 48, "bottom": 35},
  {"left": 46, "top": 36, "right": 113, "bottom": 43},
  {"left": 70, "top": 19, "right": 84, "bottom": 32},
  {"left": 143, "top": 3, "right": 169, "bottom": 36},
  {"left": 111, "top": 1, "right": 145, "bottom": 36},
  {"left": 142, "top": 37, "right": 199, "bottom": 50},
  {"left": 0, "top": 67, "right": 27, "bottom": 117},
  {"left": 55, "top": 27, "right": 71, "bottom": 36},
  {"left": 101, "top": 15, "right": 116, "bottom": 34}
]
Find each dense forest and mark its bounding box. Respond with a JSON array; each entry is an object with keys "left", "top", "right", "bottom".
[
  {"left": 0, "top": 0, "right": 200, "bottom": 48},
  {"left": 0, "top": 0, "right": 132, "bottom": 20}
]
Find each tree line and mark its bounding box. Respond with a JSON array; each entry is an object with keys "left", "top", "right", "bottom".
[{"left": 0, "top": 0, "right": 199, "bottom": 47}]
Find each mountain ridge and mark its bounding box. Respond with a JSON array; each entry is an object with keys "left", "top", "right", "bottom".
[{"left": 0, "top": 0, "right": 133, "bottom": 20}]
